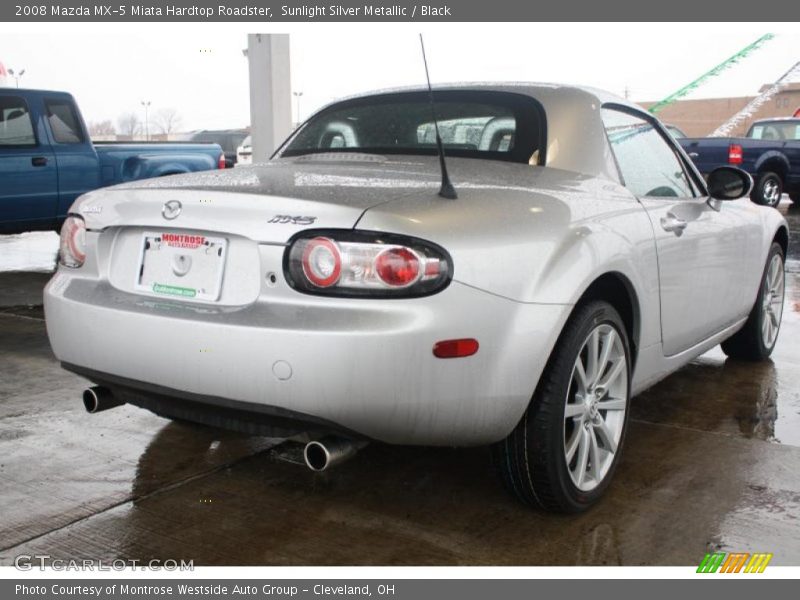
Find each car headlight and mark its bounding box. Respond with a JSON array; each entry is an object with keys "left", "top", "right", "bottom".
[
  {"left": 284, "top": 230, "right": 452, "bottom": 298},
  {"left": 59, "top": 215, "right": 87, "bottom": 268}
]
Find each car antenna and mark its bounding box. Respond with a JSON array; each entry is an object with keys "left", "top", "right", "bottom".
[{"left": 419, "top": 34, "right": 457, "bottom": 200}]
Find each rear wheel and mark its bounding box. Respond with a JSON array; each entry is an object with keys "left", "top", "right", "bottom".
[
  {"left": 751, "top": 172, "right": 783, "bottom": 207},
  {"left": 493, "top": 301, "right": 631, "bottom": 513},
  {"left": 721, "top": 243, "right": 785, "bottom": 360}
]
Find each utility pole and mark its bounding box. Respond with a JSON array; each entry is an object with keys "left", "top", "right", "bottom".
[
  {"left": 140, "top": 100, "right": 151, "bottom": 141},
  {"left": 8, "top": 67, "right": 25, "bottom": 88},
  {"left": 293, "top": 91, "right": 303, "bottom": 125}
]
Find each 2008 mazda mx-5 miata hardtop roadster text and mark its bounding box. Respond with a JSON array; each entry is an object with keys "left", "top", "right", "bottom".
[{"left": 45, "top": 84, "right": 788, "bottom": 512}]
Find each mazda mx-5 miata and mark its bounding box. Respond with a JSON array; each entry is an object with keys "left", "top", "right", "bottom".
[{"left": 45, "top": 84, "right": 788, "bottom": 512}]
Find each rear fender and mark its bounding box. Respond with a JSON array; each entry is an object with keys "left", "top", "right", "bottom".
[{"left": 754, "top": 151, "right": 790, "bottom": 178}]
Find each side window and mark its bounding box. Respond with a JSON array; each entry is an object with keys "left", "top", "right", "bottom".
[
  {"left": 0, "top": 96, "right": 36, "bottom": 146},
  {"left": 45, "top": 99, "right": 85, "bottom": 144},
  {"left": 602, "top": 108, "right": 695, "bottom": 198}
]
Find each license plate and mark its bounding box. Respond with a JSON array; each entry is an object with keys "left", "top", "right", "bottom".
[{"left": 135, "top": 231, "right": 228, "bottom": 302}]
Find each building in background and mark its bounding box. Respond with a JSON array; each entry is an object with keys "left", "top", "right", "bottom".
[{"left": 641, "top": 83, "right": 800, "bottom": 137}]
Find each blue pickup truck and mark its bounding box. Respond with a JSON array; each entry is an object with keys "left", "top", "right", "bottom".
[
  {"left": 678, "top": 117, "right": 800, "bottom": 208},
  {"left": 1, "top": 88, "right": 225, "bottom": 234}
]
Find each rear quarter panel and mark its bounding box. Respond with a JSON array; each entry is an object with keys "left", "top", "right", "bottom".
[{"left": 356, "top": 167, "right": 662, "bottom": 352}]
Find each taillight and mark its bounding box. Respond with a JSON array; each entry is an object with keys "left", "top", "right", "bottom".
[
  {"left": 728, "top": 144, "right": 743, "bottom": 165},
  {"left": 375, "top": 247, "right": 421, "bottom": 287},
  {"left": 218, "top": 153, "right": 226, "bottom": 169},
  {"left": 301, "top": 237, "right": 342, "bottom": 288},
  {"left": 58, "top": 215, "right": 87, "bottom": 268},
  {"left": 285, "top": 230, "right": 452, "bottom": 298}
]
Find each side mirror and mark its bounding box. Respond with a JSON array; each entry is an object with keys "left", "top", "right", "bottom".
[{"left": 706, "top": 166, "right": 753, "bottom": 201}]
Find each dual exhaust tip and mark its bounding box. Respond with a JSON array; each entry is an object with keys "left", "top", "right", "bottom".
[{"left": 82, "top": 387, "right": 364, "bottom": 471}]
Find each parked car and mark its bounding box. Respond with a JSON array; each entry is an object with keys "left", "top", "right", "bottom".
[
  {"left": 186, "top": 129, "right": 249, "bottom": 168},
  {"left": 44, "top": 84, "right": 787, "bottom": 512},
  {"left": 236, "top": 134, "right": 252, "bottom": 165},
  {"left": 0, "top": 89, "right": 225, "bottom": 234},
  {"left": 678, "top": 117, "right": 800, "bottom": 207}
]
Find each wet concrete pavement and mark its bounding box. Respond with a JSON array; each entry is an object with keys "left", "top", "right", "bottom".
[{"left": 1, "top": 204, "right": 799, "bottom": 566}]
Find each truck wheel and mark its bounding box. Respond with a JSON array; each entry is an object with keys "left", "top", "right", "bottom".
[
  {"left": 721, "top": 243, "right": 785, "bottom": 361},
  {"left": 751, "top": 172, "right": 783, "bottom": 208},
  {"left": 492, "top": 301, "right": 631, "bottom": 513}
]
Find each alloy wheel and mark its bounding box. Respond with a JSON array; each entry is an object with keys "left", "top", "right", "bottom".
[
  {"left": 761, "top": 253, "right": 785, "bottom": 349},
  {"left": 762, "top": 179, "right": 781, "bottom": 206},
  {"left": 563, "top": 324, "right": 628, "bottom": 492}
]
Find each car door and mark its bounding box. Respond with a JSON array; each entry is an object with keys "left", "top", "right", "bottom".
[
  {"left": 0, "top": 94, "right": 58, "bottom": 229},
  {"left": 42, "top": 95, "right": 100, "bottom": 220},
  {"left": 602, "top": 106, "right": 757, "bottom": 357}
]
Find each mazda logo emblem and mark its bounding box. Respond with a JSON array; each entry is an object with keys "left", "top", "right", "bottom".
[{"left": 162, "top": 200, "right": 182, "bottom": 220}]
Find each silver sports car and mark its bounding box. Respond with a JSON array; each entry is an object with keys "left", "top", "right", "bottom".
[{"left": 45, "top": 84, "right": 788, "bottom": 512}]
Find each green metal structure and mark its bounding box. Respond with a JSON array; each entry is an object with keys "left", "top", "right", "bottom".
[{"left": 648, "top": 34, "right": 774, "bottom": 114}]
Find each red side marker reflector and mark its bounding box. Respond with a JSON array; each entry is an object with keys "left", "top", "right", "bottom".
[{"left": 433, "top": 338, "right": 479, "bottom": 359}]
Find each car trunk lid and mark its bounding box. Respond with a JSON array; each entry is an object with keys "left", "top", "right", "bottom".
[{"left": 74, "top": 154, "right": 442, "bottom": 244}]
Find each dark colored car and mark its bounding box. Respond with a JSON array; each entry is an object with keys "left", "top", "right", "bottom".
[
  {"left": 186, "top": 129, "right": 249, "bottom": 168},
  {"left": 678, "top": 118, "right": 800, "bottom": 208}
]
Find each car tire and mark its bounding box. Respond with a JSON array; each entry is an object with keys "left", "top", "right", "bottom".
[
  {"left": 751, "top": 172, "right": 783, "bottom": 208},
  {"left": 721, "top": 242, "right": 785, "bottom": 361},
  {"left": 492, "top": 300, "right": 631, "bottom": 513}
]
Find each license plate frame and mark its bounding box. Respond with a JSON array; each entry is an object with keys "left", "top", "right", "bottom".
[{"left": 135, "top": 231, "right": 228, "bottom": 302}]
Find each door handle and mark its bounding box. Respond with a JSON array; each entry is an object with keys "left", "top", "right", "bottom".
[
  {"left": 31, "top": 156, "right": 48, "bottom": 167},
  {"left": 688, "top": 152, "right": 699, "bottom": 158},
  {"left": 661, "top": 213, "right": 687, "bottom": 235}
]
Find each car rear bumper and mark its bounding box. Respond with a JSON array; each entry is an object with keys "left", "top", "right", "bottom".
[{"left": 44, "top": 269, "right": 571, "bottom": 446}]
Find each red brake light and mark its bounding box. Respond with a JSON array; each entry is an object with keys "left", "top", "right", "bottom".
[
  {"left": 301, "top": 237, "right": 342, "bottom": 287},
  {"left": 433, "top": 339, "right": 479, "bottom": 359},
  {"left": 728, "top": 144, "right": 743, "bottom": 165},
  {"left": 286, "top": 230, "right": 452, "bottom": 298},
  {"left": 375, "top": 247, "right": 421, "bottom": 287},
  {"left": 794, "top": 107, "right": 800, "bottom": 117},
  {"left": 218, "top": 153, "right": 226, "bottom": 169}
]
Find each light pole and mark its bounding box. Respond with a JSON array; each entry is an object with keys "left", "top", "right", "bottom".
[
  {"left": 8, "top": 68, "right": 25, "bottom": 88},
  {"left": 293, "top": 91, "right": 303, "bottom": 125},
  {"left": 140, "top": 100, "right": 151, "bottom": 141}
]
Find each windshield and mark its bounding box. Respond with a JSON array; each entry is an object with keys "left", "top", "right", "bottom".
[
  {"left": 280, "top": 91, "right": 545, "bottom": 164},
  {"left": 746, "top": 120, "right": 800, "bottom": 141}
]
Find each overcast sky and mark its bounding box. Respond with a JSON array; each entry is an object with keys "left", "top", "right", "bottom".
[{"left": 0, "top": 23, "right": 798, "bottom": 132}]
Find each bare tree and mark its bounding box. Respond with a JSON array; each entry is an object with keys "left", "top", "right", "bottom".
[
  {"left": 154, "top": 108, "right": 182, "bottom": 135},
  {"left": 117, "top": 112, "right": 141, "bottom": 138},
  {"left": 87, "top": 120, "right": 116, "bottom": 137}
]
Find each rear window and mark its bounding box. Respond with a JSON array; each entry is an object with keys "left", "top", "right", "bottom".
[
  {"left": 280, "top": 91, "right": 545, "bottom": 164},
  {"left": 747, "top": 120, "right": 800, "bottom": 141},
  {"left": 0, "top": 96, "right": 36, "bottom": 146},
  {"left": 45, "top": 98, "right": 85, "bottom": 144}
]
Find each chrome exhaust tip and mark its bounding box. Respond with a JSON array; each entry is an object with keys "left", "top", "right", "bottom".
[
  {"left": 303, "top": 436, "right": 366, "bottom": 471},
  {"left": 82, "top": 386, "right": 124, "bottom": 414}
]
